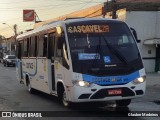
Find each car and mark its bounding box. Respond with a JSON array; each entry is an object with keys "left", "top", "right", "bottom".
[
  {"left": 3, "top": 55, "right": 17, "bottom": 67},
  {"left": 0, "top": 58, "right": 2, "bottom": 63},
  {"left": 0, "top": 57, "right": 2, "bottom": 63}
]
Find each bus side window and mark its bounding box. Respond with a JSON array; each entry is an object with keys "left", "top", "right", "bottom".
[
  {"left": 18, "top": 41, "right": 23, "bottom": 59},
  {"left": 43, "top": 34, "right": 48, "bottom": 57},
  {"left": 29, "top": 37, "right": 31, "bottom": 57},
  {"left": 27, "top": 38, "right": 29, "bottom": 57},
  {"left": 37, "top": 35, "right": 44, "bottom": 57},
  {"left": 23, "top": 39, "right": 28, "bottom": 57},
  {"left": 35, "top": 36, "right": 38, "bottom": 57},
  {"left": 48, "top": 33, "right": 55, "bottom": 60},
  {"left": 29, "top": 36, "right": 36, "bottom": 57},
  {"left": 57, "top": 36, "right": 63, "bottom": 57}
]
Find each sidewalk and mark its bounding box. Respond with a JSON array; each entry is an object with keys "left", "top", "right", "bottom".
[{"left": 146, "top": 72, "right": 160, "bottom": 87}]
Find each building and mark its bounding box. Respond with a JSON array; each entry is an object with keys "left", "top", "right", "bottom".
[
  {"left": 34, "top": 0, "right": 160, "bottom": 73},
  {"left": 1, "top": 36, "right": 16, "bottom": 56},
  {"left": 116, "top": 0, "right": 160, "bottom": 73}
]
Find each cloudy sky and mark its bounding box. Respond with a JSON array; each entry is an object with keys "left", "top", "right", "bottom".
[{"left": 0, "top": 0, "right": 107, "bottom": 37}]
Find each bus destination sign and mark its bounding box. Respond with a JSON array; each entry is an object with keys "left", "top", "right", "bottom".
[{"left": 67, "top": 25, "right": 109, "bottom": 34}]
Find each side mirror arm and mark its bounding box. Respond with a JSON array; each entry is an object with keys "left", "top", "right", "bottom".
[{"left": 130, "top": 27, "right": 141, "bottom": 43}]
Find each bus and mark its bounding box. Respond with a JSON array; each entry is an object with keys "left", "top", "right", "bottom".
[{"left": 16, "top": 18, "right": 146, "bottom": 107}]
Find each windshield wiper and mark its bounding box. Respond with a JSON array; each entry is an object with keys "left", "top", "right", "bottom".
[
  {"left": 91, "top": 36, "right": 102, "bottom": 68},
  {"left": 102, "top": 35, "right": 129, "bottom": 66}
]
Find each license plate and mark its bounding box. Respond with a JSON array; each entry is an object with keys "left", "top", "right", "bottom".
[{"left": 108, "top": 89, "right": 122, "bottom": 95}]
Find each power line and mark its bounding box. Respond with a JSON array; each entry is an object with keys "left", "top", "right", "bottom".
[
  {"left": 0, "top": 3, "right": 77, "bottom": 9},
  {"left": 0, "top": 0, "right": 37, "bottom": 4},
  {"left": 0, "top": 1, "right": 104, "bottom": 11},
  {"left": 1, "top": 1, "right": 96, "bottom": 22},
  {"left": 0, "top": 0, "right": 106, "bottom": 34}
]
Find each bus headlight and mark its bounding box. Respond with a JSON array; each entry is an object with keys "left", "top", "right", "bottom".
[
  {"left": 72, "top": 80, "right": 91, "bottom": 87},
  {"left": 132, "top": 76, "right": 146, "bottom": 84}
]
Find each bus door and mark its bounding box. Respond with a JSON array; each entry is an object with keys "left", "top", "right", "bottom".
[
  {"left": 54, "top": 31, "right": 70, "bottom": 85},
  {"left": 48, "top": 32, "right": 56, "bottom": 91},
  {"left": 16, "top": 41, "right": 23, "bottom": 82}
]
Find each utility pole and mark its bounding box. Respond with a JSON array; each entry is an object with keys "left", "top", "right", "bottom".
[
  {"left": 102, "top": 0, "right": 109, "bottom": 18},
  {"left": 34, "top": 12, "right": 42, "bottom": 23},
  {"left": 2, "top": 23, "right": 14, "bottom": 55},
  {"left": 13, "top": 24, "right": 17, "bottom": 53},
  {"left": 13, "top": 24, "right": 17, "bottom": 36},
  {"left": 103, "top": 0, "right": 118, "bottom": 19}
]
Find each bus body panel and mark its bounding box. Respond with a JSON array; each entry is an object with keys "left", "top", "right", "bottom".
[
  {"left": 16, "top": 18, "right": 146, "bottom": 105},
  {"left": 54, "top": 60, "right": 73, "bottom": 87},
  {"left": 16, "top": 59, "right": 23, "bottom": 83},
  {"left": 21, "top": 58, "right": 51, "bottom": 94},
  {"left": 70, "top": 82, "right": 146, "bottom": 102},
  {"left": 66, "top": 68, "right": 146, "bottom": 102}
]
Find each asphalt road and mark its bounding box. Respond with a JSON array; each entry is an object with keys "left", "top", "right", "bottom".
[{"left": 0, "top": 63, "right": 160, "bottom": 120}]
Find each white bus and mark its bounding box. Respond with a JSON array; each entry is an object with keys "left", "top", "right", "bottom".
[{"left": 16, "top": 18, "right": 146, "bottom": 107}]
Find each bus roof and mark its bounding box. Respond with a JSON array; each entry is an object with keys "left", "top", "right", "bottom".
[{"left": 16, "top": 18, "right": 124, "bottom": 40}]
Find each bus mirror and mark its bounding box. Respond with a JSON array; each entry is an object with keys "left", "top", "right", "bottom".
[
  {"left": 136, "top": 39, "right": 141, "bottom": 43},
  {"left": 130, "top": 27, "right": 141, "bottom": 43}
]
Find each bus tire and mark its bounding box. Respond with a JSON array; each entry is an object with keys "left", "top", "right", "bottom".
[
  {"left": 57, "top": 84, "right": 71, "bottom": 107},
  {"left": 116, "top": 99, "right": 131, "bottom": 107},
  {"left": 62, "top": 90, "right": 71, "bottom": 107},
  {"left": 26, "top": 77, "right": 34, "bottom": 94}
]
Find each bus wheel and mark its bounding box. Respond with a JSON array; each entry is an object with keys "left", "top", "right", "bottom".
[
  {"left": 62, "top": 90, "right": 71, "bottom": 107},
  {"left": 116, "top": 99, "right": 131, "bottom": 107},
  {"left": 27, "top": 79, "right": 34, "bottom": 94}
]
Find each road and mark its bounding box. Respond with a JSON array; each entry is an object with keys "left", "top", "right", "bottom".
[{"left": 0, "top": 63, "right": 160, "bottom": 120}]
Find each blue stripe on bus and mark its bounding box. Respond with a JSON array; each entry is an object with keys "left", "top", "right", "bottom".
[
  {"left": 82, "top": 71, "right": 140, "bottom": 85},
  {"left": 21, "top": 60, "right": 38, "bottom": 77},
  {"left": 23, "top": 70, "right": 37, "bottom": 77}
]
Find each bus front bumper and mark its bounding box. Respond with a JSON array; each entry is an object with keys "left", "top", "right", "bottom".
[{"left": 67, "top": 81, "right": 146, "bottom": 103}]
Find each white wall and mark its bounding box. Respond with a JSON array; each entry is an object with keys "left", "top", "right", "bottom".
[
  {"left": 143, "top": 60, "right": 155, "bottom": 72},
  {"left": 125, "top": 11, "right": 159, "bottom": 72},
  {"left": 125, "top": 11, "right": 157, "bottom": 40}
]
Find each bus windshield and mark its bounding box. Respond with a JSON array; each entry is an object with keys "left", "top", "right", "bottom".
[{"left": 67, "top": 21, "right": 143, "bottom": 76}]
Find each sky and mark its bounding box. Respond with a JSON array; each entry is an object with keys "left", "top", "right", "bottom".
[{"left": 0, "top": 0, "right": 107, "bottom": 38}]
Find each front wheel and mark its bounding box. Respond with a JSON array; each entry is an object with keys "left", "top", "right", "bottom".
[
  {"left": 62, "top": 91, "right": 70, "bottom": 107},
  {"left": 116, "top": 99, "right": 131, "bottom": 107},
  {"left": 58, "top": 87, "right": 72, "bottom": 107}
]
